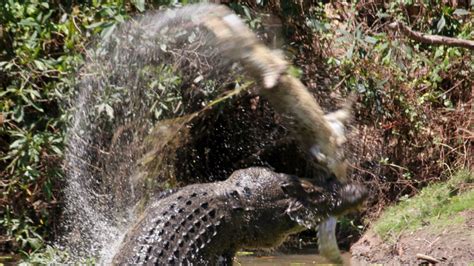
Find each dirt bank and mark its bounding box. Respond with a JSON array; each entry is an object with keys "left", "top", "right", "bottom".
[{"left": 351, "top": 210, "right": 474, "bottom": 265}]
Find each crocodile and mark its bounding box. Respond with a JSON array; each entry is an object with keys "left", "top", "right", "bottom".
[{"left": 112, "top": 167, "right": 367, "bottom": 265}]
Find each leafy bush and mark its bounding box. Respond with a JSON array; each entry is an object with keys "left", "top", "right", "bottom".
[
  {"left": 233, "top": 0, "right": 472, "bottom": 243},
  {"left": 0, "top": 0, "right": 216, "bottom": 258},
  {"left": 300, "top": 1, "right": 472, "bottom": 207},
  {"left": 0, "top": 0, "right": 137, "bottom": 257}
]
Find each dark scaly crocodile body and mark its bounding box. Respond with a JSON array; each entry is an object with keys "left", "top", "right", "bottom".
[{"left": 112, "top": 167, "right": 366, "bottom": 265}]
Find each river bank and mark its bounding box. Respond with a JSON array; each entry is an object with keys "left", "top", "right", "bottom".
[{"left": 352, "top": 170, "right": 474, "bottom": 264}]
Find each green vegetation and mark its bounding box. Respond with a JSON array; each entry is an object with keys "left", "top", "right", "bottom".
[
  {"left": 374, "top": 169, "right": 474, "bottom": 242},
  {"left": 0, "top": 0, "right": 134, "bottom": 257},
  {"left": 293, "top": 1, "right": 472, "bottom": 244}
]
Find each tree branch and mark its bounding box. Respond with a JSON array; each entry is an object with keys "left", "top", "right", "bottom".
[
  {"left": 388, "top": 21, "right": 474, "bottom": 50},
  {"left": 416, "top": 253, "right": 442, "bottom": 264}
]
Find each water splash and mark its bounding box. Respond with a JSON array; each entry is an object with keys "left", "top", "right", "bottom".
[{"left": 60, "top": 5, "right": 244, "bottom": 263}]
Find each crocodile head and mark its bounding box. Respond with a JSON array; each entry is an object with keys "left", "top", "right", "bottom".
[{"left": 223, "top": 167, "right": 367, "bottom": 248}]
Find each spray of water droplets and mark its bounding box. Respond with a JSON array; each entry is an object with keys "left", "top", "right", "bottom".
[{"left": 60, "top": 4, "right": 244, "bottom": 263}]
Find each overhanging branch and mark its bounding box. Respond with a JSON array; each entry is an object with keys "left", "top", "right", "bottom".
[{"left": 388, "top": 21, "right": 474, "bottom": 50}]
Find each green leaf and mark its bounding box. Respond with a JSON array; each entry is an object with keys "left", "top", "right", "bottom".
[
  {"left": 287, "top": 66, "right": 303, "bottom": 78},
  {"left": 0, "top": 89, "right": 9, "bottom": 97},
  {"left": 12, "top": 106, "right": 24, "bottom": 123},
  {"left": 364, "top": 36, "right": 378, "bottom": 44},
  {"left": 100, "top": 23, "right": 117, "bottom": 41},
  {"left": 346, "top": 44, "right": 354, "bottom": 59},
  {"left": 85, "top": 21, "right": 104, "bottom": 29},
  {"left": 10, "top": 138, "right": 25, "bottom": 149},
  {"left": 357, "top": 83, "right": 366, "bottom": 93},
  {"left": 443, "top": 99, "right": 453, "bottom": 108},
  {"left": 437, "top": 16, "right": 446, "bottom": 33},
  {"left": 27, "top": 238, "right": 43, "bottom": 250},
  {"left": 132, "top": 0, "right": 145, "bottom": 12},
  {"left": 104, "top": 104, "right": 114, "bottom": 119},
  {"left": 242, "top": 5, "right": 252, "bottom": 20},
  {"left": 376, "top": 11, "right": 390, "bottom": 18},
  {"left": 29, "top": 101, "right": 44, "bottom": 112},
  {"left": 434, "top": 47, "right": 444, "bottom": 58},
  {"left": 453, "top": 9, "right": 470, "bottom": 16},
  {"left": 18, "top": 18, "right": 38, "bottom": 27},
  {"left": 34, "top": 60, "right": 46, "bottom": 71},
  {"left": 50, "top": 145, "right": 63, "bottom": 156},
  {"left": 115, "top": 14, "right": 125, "bottom": 23}
]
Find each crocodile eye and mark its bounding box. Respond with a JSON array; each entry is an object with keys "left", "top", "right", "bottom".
[{"left": 230, "top": 190, "right": 239, "bottom": 198}]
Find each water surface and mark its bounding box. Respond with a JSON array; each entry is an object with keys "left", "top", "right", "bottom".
[{"left": 236, "top": 249, "right": 351, "bottom": 265}]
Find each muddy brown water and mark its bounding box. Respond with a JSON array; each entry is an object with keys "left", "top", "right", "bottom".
[{"left": 235, "top": 249, "right": 352, "bottom": 265}]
